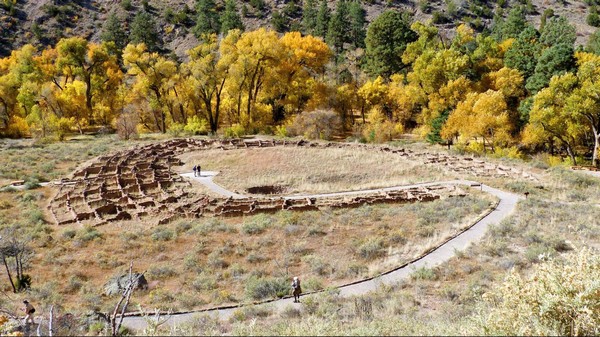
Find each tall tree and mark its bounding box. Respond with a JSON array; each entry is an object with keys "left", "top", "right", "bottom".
[
  {"left": 504, "top": 26, "right": 541, "bottom": 81},
  {"left": 183, "top": 32, "right": 238, "bottom": 133},
  {"left": 539, "top": 16, "right": 576, "bottom": 48},
  {"left": 130, "top": 11, "right": 160, "bottom": 52},
  {"left": 525, "top": 43, "right": 575, "bottom": 94},
  {"left": 524, "top": 73, "right": 582, "bottom": 164},
  {"left": 568, "top": 53, "right": 600, "bottom": 167},
  {"left": 493, "top": 6, "right": 529, "bottom": 41},
  {"left": 193, "top": 0, "right": 220, "bottom": 38},
  {"left": 326, "top": 0, "right": 350, "bottom": 55},
  {"left": 348, "top": 0, "right": 366, "bottom": 49},
  {"left": 123, "top": 43, "right": 179, "bottom": 133},
  {"left": 302, "top": 0, "right": 318, "bottom": 35},
  {"left": 364, "top": 10, "right": 417, "bottom": 78},
  {"left": 220, "top": 0, "right": 244, "bottom": 35},
  {"left": 55, "top": 38, "right": 121, "bottom": 126},
  {"left": 441, "top": 90, "right": 514, "bottom": 152},
  {"left": 314, "top": 0, "right": 330, "bottom": 38},
  {"left": 100, "top": 12, "right": 128, "bottom": 56}
]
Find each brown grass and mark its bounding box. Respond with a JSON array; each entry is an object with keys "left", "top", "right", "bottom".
[
  {"left": 0, "top": 136, "right": 501, "bottom": 316},
  {"left": 178, "top": 147, "right": 451, "bottom": 195}
]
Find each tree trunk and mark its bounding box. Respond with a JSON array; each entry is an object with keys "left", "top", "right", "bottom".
[
  {"left": 566, "top": 145, "right": 577, "bottom": 166},
  {"left": 3, "top": 257, "right": 16, "bottom": 293},
  {"left": 593, "top": 134, "right": 600, "bottom": 167}
]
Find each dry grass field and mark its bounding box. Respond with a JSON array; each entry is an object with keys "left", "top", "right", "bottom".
[
  {"left": 178, "top": 146, "right": 451, "bottom": 195},
  {"left": 0, "top": 135, "right": 497, "bottom": 321},
  {"left": 2, "top": 135, "right": 598, "bottom": 336}
]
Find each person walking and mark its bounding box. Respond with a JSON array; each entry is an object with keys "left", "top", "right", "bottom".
[
  {"left": 197, "top": 164, "right": 201, "bottom": 177},
  {"left": 23, "top": 300, "right": 35, "bottom": 325},
  {"left": 291, "top": 276, "right": 302, "bottom": 303},
  {"left": 192, "top": 165, "right": 197, "bottom": 177}
]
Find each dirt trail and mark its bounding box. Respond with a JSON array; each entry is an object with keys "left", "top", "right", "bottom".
[{"left": 121, "top": 175, "right": 522, "bottom": 333}]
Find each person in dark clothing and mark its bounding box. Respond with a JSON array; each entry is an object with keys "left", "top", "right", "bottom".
[
  {"left": 291, "top": 276, "right": 302, "bottom": 303},
  {"left": 23, "top": 300, "right": 35, "bottom": 324},
  {"left": 192, "top": 165, "right": 197, "bottom": 177}
]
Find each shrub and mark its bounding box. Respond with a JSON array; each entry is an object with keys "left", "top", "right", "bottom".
[
  {"left": 588, "top": 11, "right": 600, "bottom": 27},
  {"left": 302, "top": 255, "right": 332, "bottom": 276},
  {"left": 151, "top": 227, "right": 174, "bottom": 241},
  {"left": 241, "top": 215, "right": 272, "bottom": 235},
  {"left": 356, "top": 238, "right": 385, "bottom": 260},
  {"left": 149, "top": 288, "right": 175, "bottom": 305},
  {"left": 224, "top": 124, "right": 246, "bottom": 138},
  {"left": 207, "top": 251, "right": 228, "bottom": 269},
  {"left": 191, "top": 273, "right": 217, "bottom": 291},
  {"left": 77, "top": 226, "right": 102, "bottom": 242},
  {"left": 121, "top": 0, "right": 133, "bottom": 10},
  {"left": 361, "top": 109, "right": 403, "bottom": 143},
  {"left": 167, "top": 122, "right": 185, "bottom": 137},
  {"left": 411, "top": 266, "right": 438, "bottom": 281},
  {"left": 183, "top": 116, "right": 209, "bottom": 135},
  {"left": 245, "top": 276, "right": 289, "bottom": 300},
  {"left": 148, "top": 265, "right": 178, "bottom": 279},
  {"left": 62, "top": 229, "right": 77, "bottom": 240},
  {"left": 287, "top": 110, "right": 342, "bottom": 140},
  {"left": 470, "top": 249, "right": 600, "bottom": 335}
]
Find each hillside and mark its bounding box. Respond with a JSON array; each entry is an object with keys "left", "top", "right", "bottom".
[{"left": 0, "top": 0, "right": 597, "bottom": 59}]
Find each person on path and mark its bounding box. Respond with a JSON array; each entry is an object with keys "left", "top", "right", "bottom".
[
  {"left": 291, "top": 276, "right": 302, "bottom": 303},
  {"left": 192, "top": 165, "right": 197, "bottom": 177},
  {"left": 197, "top": 164, "right": 201, "bottom": 177},
  {"left": 23, "top": 300, "right": 35, "bottom": 325}
]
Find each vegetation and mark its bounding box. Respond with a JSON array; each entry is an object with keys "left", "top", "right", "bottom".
[
  {"left": 2, "top": 2, "right": 600, "bottom": 334},
  {"left": 3, "top": 6, "right": 599, "bottom": 165}
]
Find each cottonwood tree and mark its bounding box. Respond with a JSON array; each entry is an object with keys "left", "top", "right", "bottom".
[
  {"left": 182, "top": 32, "right": 238, "bottom": 133},
  {"left": 442, "top": 90, "right": 514, "bottom": 152},
  {"left": 123, "top": 43, "right": 179, "bottom": 133}
]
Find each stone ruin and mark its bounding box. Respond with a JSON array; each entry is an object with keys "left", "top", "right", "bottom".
[{"left": 48, "top": 138, "right": 534, "bottom": 226}]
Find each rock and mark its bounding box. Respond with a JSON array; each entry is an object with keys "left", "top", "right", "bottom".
[{"left": 103, "top": 273, "right": 148, "bottom": 296}]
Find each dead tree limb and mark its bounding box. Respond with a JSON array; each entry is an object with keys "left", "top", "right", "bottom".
[{"left": 111, "top": 261, "right": 142, "bottom": 337}]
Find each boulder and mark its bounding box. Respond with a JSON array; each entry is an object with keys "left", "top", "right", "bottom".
[{"left": 103, "top": 273, "right": 148, "bottom": 296}]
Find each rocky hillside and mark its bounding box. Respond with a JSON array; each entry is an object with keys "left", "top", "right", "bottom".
[{"left": 0, "top": 0, "right": 597, "bottom": 59}]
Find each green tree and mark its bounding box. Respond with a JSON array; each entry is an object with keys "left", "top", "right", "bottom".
[
  {"left": 364, "top": 10, "right": 417, "bottom": 78},
  {"left": 348, "top": 0, "right": 366, "bottom": 49},
  {"left": 539, "top": 16, "right": 576, "bottom": 48},
  {"left": 314, "top": 0, "right": 330, "bottom": 38},
  {"left": 100, "top": 12, "right": 128, "bottom": 58},
  {"left": 302, "top": 0, "right": 318, "bottom": 35},
  {"left": 492, "top": 6, "right": 529, "bottom": 41},
  {"left": 587, "top": 29, "right": 600, "bottom": 54},
  {"left": 525, "top": 43, "right": 575, "bottom": 94},
  {"left": 193, "top": 0, "right": 220, "bottom": 37},
  {"left": 504, "top": 26, "right": 541, "bottom": 81},
  {"left": 130, "top": 11, "right": 160, "bottom": 52},
  {"left": 220, "top": 0, "right": 244, "bottom": 34},
  {"left": 539, "top": 8, "right": 554, "bottom": 31},
  {"left": 524, "top": 73, "right": 583, "bottom": 164},
  {"left": 271, "top": 11, "right": 287, "bottom": 33},
  {"left": 326, "top": 0, "right": 350, "bottom": 54}
]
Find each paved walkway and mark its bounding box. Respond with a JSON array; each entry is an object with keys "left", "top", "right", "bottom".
[
  {"left": 181, "top": 172, "right": 246, "bottom": 199},
  {"left": 121, "top": 176, "right": 522, "bottom": 333}
]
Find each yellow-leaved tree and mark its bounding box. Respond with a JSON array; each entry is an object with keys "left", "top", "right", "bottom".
[
  {"left": 442, "top": 90, "right": 513, "bottom": 152},
  {"left": 123, "top": 43, "right": 179, "bottom": 133}
]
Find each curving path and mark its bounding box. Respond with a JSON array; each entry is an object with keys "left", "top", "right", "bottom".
[{"left": 121, "top": 177, "right": 522, "bottom": 332}]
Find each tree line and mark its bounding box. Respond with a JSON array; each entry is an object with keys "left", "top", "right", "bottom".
[{"left": 2, "top": 5, "right": 600, "bottom": 166}]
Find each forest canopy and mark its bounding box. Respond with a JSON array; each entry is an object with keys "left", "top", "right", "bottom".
[{"left": 1, "top": 6, "right": 600, "bottom": 166}]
